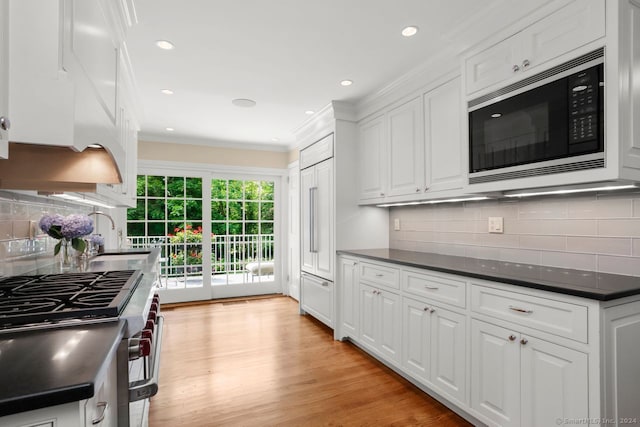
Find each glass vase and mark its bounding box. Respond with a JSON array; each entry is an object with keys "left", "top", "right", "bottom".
[{"left": 59, "top": 238, "right": 74, "bottom": 270}]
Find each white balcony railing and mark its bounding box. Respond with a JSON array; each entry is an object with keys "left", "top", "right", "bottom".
[{"left": 127, "top": 234, "right": 274, "bottom": 279}]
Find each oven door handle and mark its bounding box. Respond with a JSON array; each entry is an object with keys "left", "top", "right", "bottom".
[{"left": 129, "top": 315, "right": 164, "bottom": 402}]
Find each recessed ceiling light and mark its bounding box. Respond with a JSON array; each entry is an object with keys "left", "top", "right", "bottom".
[
  {"left": 401, "top": 26, "right": 419, "bottom": 37},
  {"left": 155, "top": 40, "right": 175, "bottom": 50},
  {"left": 271, "top": 137, "right": 279, "bottom": 142},
  {"left": 491, "top": 113, "right": 502, "bottom": 118},
  {"left": 232, "top": 98, "right": 257, "bottom": 108},
  {"left": 161, "top": 89, "right": 174, "bottom": 95},
  {"left": 340, "top": 80, "right": 353, "bottom": 87},
  {"left": 87, "top": 144, "right": 102, "bottom": 149},
  {"left": 166, "top": 127, "right": 174, "bottom": 132},
  {"left": 305, "top": 110, "right": 315, "bottom": 115}
]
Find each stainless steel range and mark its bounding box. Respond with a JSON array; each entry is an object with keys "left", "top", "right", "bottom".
[{"left": 0, "top": 250, "right": 163, "bottom": 427}]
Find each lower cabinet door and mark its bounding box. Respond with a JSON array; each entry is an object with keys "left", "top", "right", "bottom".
[
  {"left": 339, "top": 257, "right": 359, "bottom": 338},
  {"left": 377, "top": 288, "right": 401, "bottom": 365},
  {"left": 520, "top": 336, "right": 588, "bottom": 427},
  {"left": 471, "top": 319, "right": 520, "bottom": 427},
  {"left": 402, "top": 297, "right": 431, "bottom": 382},
  {"left": 430, "top": 307, "right": 466, "bottom": 404},
  {"left": 301, "top": 274, "right": 334, "bottom": 327},
  {"left": 359, "top": 283, "right": 378, "bottom": 352}
]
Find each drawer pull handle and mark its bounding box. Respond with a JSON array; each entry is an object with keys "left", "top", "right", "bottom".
[
  {"left": 424, "top": 285, "right": 439, "bottom": 290},
  {"left": 321, "top": 282, "right": 329, "bottom": 287},
  {"left": 520, "top": 338, "right": 528, "bottom": 345},
  {"left": 375, "top": 273, "right": 384, "bottom": 277},
  {"left": 423, "top": 307, "right": 429, "bottom": 311},
  {"left": 508, "top": 335, "right": 516, "bottom": 341},
  {"left": 509, "top": 306, "right": 533, "bottom": 314},
  {"left": 92, "top": 402, "right": 108, "bottom": 425}
]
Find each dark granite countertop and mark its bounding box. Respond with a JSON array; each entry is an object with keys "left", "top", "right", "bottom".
[
  {"left": 337, "top": 248, "right": 640, "bottom": 301},
  {"left": 0, "top": 320, "right": 126, "bottom": 417}
]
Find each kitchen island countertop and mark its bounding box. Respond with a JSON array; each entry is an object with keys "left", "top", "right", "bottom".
[
  {"left": 0, "top": 320, "right": 126, "bottom": 417},
  {"left": 338, "top": 248, "right": 640, "bottom": 301}
]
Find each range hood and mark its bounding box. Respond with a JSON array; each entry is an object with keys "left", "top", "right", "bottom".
[{"left": 0, "top": 142, "right": 122, "bottom": 192}]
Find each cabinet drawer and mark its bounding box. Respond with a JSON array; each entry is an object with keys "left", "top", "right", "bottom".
[
  {"left": 402, "top": 270, "right": 466, "bottom": 308},
  {"left": 359, "top": 262, "right": 400, "bottom": 289},
  {"left": 301, "top": 274, "right": 334, "bottom": 328},
  {"left": 471, "top": 285, "right": 588, "bottom": 343},
  {"left": 300, "top": 133, "right": 333, "bottom": 169}
]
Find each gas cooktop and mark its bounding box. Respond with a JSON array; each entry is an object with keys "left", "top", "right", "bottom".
[{"left": 0, "top": 270, "right": 142, "bottom": 330}]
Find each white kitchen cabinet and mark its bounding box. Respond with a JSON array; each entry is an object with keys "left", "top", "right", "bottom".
[
  {"left": 387, "top": 97, "right": 424, "bottom": 197},
  {"left": 301, "top": 156, "right": 334, "bottom": 281},
  {"left": 0, "top": 0, "right": 8, "bottom": 159},
  {"left": 402, "top": 296, "right": 466, "bottom": 404},
  {"left": 470, "top": 319, "right": 589, "bottom": 427},
  {"left": 300, "top": 273, "right": 334, "bottom": 328},
  {"left": 359, "top": 282, "right": 401, "bottom": 365},
  {"left": 424, "top": 77, "right": 464, "bottom": 194},
  {"left": 465, "top": 0, "right": 605, "bottom": 95},
  {"left": 338, "top": 256, "right": 359, "bottom": 339},
  {"left": 357, "top": 114, "right": 386, "bottom": 201}
]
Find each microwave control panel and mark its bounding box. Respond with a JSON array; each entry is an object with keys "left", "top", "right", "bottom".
[{"left": 569, "top": 66, "right": 600, "bottom": 145}]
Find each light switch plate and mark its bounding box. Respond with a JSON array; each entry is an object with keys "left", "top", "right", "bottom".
[
  {"left": 488, "top": 217, "right": 504, "bottom": 233},
  {"left": 394, "top": 218, "right": 401, "bottom": 231}
]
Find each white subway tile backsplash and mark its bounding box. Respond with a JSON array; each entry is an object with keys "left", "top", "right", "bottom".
[
  {"left": 598, "top": 219, "right": 640, "bottom": 237},
  {"left": 540, "top": 252, "right": 597, "bottom": 271},
  {"left": 0, "top": 221, "right": 11, "bottom": 241},
  {"left": 518, "top": 199, "right": 568, "bottom": 219},
  {"left": 568, "top": 237, "right": 631, "bottom": 256},
  {"left": 389, "top": 190, "right": 640, "bottom": 276},
  {"left": 569, "top": 197, "right": 633, "bottom": 219}
]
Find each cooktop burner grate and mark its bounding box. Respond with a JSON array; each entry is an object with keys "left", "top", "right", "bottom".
[{"left": 0, "top": 270, "right": 142, "bottom": 329}]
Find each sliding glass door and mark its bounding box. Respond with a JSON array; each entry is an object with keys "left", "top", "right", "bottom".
[{"left": 126, "top": 171, "right": 281, "bottom": 303}]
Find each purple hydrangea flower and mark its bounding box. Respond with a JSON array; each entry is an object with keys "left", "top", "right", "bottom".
[
  {"left": 89, "top": 234, "right": 105, "bottom": 246},
  {"left": 39, "top": 214, "right": 65, "bottom": 234},
  {"left": 60, "top": 214, "right": 94, "bottom": 239}
]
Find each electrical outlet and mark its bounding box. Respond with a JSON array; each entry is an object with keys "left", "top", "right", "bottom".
[
  {"left": 394, "top": 218, "right": 401, "bottom": 231},
  {"left": 488, "top": 217, "right": 504, "bottom": 233}
]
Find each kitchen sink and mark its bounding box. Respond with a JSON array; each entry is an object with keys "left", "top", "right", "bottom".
[{"left": 89, "top": 251, "right": 151, "bottom": 263}]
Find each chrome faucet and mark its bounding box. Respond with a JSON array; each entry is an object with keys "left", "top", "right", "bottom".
[{"left": 88, "top": 210, "right": 115, "bottom": 230}]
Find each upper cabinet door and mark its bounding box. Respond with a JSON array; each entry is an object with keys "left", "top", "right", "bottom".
[
  {"left": 465, "top": 0, "right": 605, "bottom": 96},
  {"left": 357, "top": 114, "right": 387, "bottom": 201},
  {"left": 0, "top": 1, "right": 9, "bottom": 159},
  {"left": 425, "top": 77, "right": 464, "bottom": 193},
  {"left": 387, "top": 97, "right": 425, "bottom": 198}
]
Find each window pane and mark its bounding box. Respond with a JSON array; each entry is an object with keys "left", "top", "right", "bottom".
[
  {"left": 185, "top": 177, "right": 202, "bottom": 198},
  {"left": 229, "top": 222, "right": 242, "bottom": 235},
  {"left": 186, "top": 200, "right": 202, "bottom": 220},
  {"left": 127, "top": 222, "right": 144, "bottom": 236},
  {"left": 229, "top": 180, "right": 243, "bottom": 200},
  {"left": 136, "top": 176, "right": 146, "bottom": 197},
  {"left": 211, "top": 201, "right": 227, "bottom": 220},
  {"left": 147, "top": 200, "right": 165, "bottom": 220},
  {"left": 166, "top": 177, "right": 184, "bottom": 198},
  {"left": 147, "top": 176, "right": 165, "bottom": 197},
  {"left": 148, "top": 222, "right": 165, "bottom": 236},
  {"left": 246, "top": 222, "right": 259, "bottom": 234},
  {"left": 167, "top": 200, "right": 184, "bottom": 220},
  {"left": 260, "top": 202, "right": 274, "bottom": 221},
  {"left": 244, "top": 181, "right": 259, "bottom": 200},
  {"left": 245, "top": 202, "right": 259, "bottom": 221},
  {"left": 211, "top": 179, "right": 227, "bottom": 200},
  {"left": 168, "top": 222, "right": 185, "bottom": 241},
  {"left": 228, "top": 201, "right": 242, "bottom": 220},
  {"left": 185, "top": 223, "right": 203, "bottom": 243},
  {"left": 211, "top": 222, "right": 226, "bottom": 235},
  {"left": 261, "top": 222, "right": 274, "bottom": 234},
  {"left": 261, "top": 181, "right": 274, "bottom": 201},
  {"left": 127, "top": 199, "right": 145, "bottom": 221}
]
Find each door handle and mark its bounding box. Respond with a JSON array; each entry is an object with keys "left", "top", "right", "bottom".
[{"left": 309, "top": 186, "right": 318, "bottom": 253}]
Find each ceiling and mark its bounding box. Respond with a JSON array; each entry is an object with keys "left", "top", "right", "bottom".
[{"left": 126, "top": 0, "right": 552, "bottom": 150}]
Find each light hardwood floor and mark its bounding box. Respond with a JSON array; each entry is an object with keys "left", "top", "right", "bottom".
[{"left": 149, "top": 296, "right": 472, "bottom": 427}]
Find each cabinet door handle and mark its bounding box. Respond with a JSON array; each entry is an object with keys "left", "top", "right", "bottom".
[
  {"left": 92, "top": 402, "right": 108, "bottom": 425},
  {"left": 424, "top": 186, "right": 429, "bottom": 192},
  {"left": 416, "top": 188, "right": 421, "bottom": 192},
  {"left": 509, "top": 305, "right": 533, "bottom": 314},
  {"left": 321, "top": 282, "right": 329, "bottom": 287},
  {"left": 522, "top": 59, "right": 530, "bottom": 68},
  {"left": 508, "top": 335, "right": 517, "bottom": 341},
  {"left": 512, "top": 64, "right": 520, "bottom": 73},
  {"left": 429, "top": 308, "right": 436, "bottom": 313},
  {"left": 423, "top": 285, "right": 439, "bottom": 290},
  {"left": 0, "top": 116, "right": 10, "bottom": 131},
  {"left": 423, "top": 306, "right": 429, "bottom": 311},
  {"left": 520, "top": 338, "right": 528, "bottom": 345},
  {"left": 375, "top": 273, "right": 384, "bottom": 277},
  {"left": 380, "top": 192, "right": 385, "bottom": 197}
]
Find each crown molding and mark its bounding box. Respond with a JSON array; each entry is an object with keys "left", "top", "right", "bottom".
[{"left": 138, "top": 132, "right": 289, "bottom": 152}]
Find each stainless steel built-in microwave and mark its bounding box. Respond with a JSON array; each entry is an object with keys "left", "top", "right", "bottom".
[{"left": 468, "top": 49, "right": 604, "bottom": 185}]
